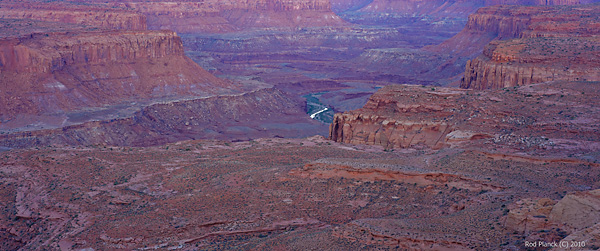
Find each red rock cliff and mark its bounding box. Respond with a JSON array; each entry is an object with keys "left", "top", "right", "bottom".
[
  {"left": 330, "top": 81, "right": 600, "bottom": 153},
  {"left": 462, "top": 37, "right": 600, "bottom": 89},
  {"left": 0, "top": 22, "right": 232, "bottom": 124},
  {"left": 428, "top": 5, "right": 542, "bottom": 58},
  {"left": 0, "top": 2, "right": 147, "bottom": 30},
  {"left": 329, "top": 85, "right": 462, "bottom": 150},
  {"left": 460, "top": 5, "right": 600, "bottom": 89},
  {"left": 426, "top": 1, "right": 600, "bottom": 54}
]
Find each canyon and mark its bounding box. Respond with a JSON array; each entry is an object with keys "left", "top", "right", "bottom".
[
  {"left": 324, "top": 3, "right": 600, "bottom": 249},
  {"left": 4, "top": 0, "right": 597, "bottom": 134},
  {"left": 336, "top": 0, "right": 597, "bottom": 25},
  {"left": 1, "top": 0, "right": 600, "bottom": 250}
]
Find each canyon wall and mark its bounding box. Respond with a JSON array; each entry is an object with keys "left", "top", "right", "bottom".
[
  {"left": 329, "top": 81, "right": 600, "bottom": 154},
  {"left": 0, "top": 2, "right": 147, "bottom": 30},
  {"left": 460, "top": 4, "right": 600, "bottom": 89},
  {"left": 77, "top": 0, "right": 333, "bottom": 11},
  {"left": 3, "top": 0, "right": 344, "bottom": 33},
  {"left": 71, "top": 0, "right": 344, "bottom": 33},
  {"left": 462, "top": 37, "right": 600, "bottom": 89},
  {"left": 0, "top": 30, "right": 184, "bottom": 73},
  {"left": 427, "top": 5, "right": 551, "bottom": 58},
  {"left": 505, "top": 189, "right": 600, "bottom": 247},
  {"left": 347, "top": 1, "right": 600, "bottom": 86},
  {"left": 0, "top": 22, "right": 232, "bottom": 125},
  {"left": 329, "top": 85, "right": 467, "bottom": 150}
]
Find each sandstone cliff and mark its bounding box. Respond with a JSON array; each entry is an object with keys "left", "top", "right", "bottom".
[
  {"left": 0, "top": 20, "right": 232, "bottom": 125},
  {"left": 0, "top": 2, "right": 147, "bottom": 30},
  {"left": 329, "top": 81, "right": 600, "bottom": 154},
  {"left": 428, "top": 5, "right": 545, "bottom": 58},
  {"left": 329, "top": 85, "right": 470, "bottom": 149},
  {"left": 459, "top": 4, "right": 600, "bottom": 89},
  {"left": 462, "top": 37, "right": 600, "bottom": 89}
]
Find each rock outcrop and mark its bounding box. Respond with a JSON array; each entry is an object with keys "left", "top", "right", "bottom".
[
  {"left": 329, "top": 81, "right": 600, "bottom": 154},
  {"left": 550, "top": 189, "right": 600, "bottom": 231},
  {"left": 459, "top": 4, "right": 600, "bottom": 89},
  {"left": 292, "top": 161, "right": 502, "bottom": 192},
  {"left": 337, "top": 0, "right": 597, "bottom": 27},
  {"left": 0, "top": 2, "right": 147, "bottom": 30},
  {"left": 462, "top": 37, "right": 600, "bottom": 89},
  {"left": 504, "top": 189, "right": 600, "bottom": 247},
  {"left": 505, "top": 198, "right": 557, "bottom": 234},
  {"left": 557, "top": 223, "right": 600, "bottom": 250},
  {"left": 0, "top": 20, "right": 232, "bottom": 125}
]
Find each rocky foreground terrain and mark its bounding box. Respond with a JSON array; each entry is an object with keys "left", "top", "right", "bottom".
[{"left": 1, "top": 132, "right": 598, "bottom": 250}]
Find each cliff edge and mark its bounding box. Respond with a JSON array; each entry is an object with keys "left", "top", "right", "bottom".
[
  {"left": 459, "top": 4, "right": 600, "bottom": 89},
  {"left": 0, "top": 19, "right": 232, "bottom": 128},
  {"left": 330, "top": 81, "right": 600, "bottom": 157}
]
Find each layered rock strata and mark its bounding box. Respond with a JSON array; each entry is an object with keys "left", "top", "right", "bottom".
[
  {"left": 459, "top": 4, "right": 600, "bottom": 89},
  {"left": 463, "top": 37, "right": 600, "bottom": 89},
  {"left": 329, "top": 81, "right": 600, "bottom": 154},
  {"left": 0, "top": 2, "right": 147, "bottom": 30},
  {"left": 0, "top": 20, "right": 231, "bottom": 125},
  {"left": 358, "top": 0, "right": 596, "bottom": 16},
  {"left": 74, "top": 0, "right": 344, "bottom": 33}
]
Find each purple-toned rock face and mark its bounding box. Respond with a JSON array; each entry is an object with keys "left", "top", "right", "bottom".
[
  {"left": 68, "top": 0, "right": 345, "bottom": 33},
  {"left": 460, "top": 5, "right": 600, "bottom": 89},
  {"left": 0, "top": 26, "right": 233, "bottom": 124},
  {"left": 0, "top": 2, "right": 147, "bottom": 30}
]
